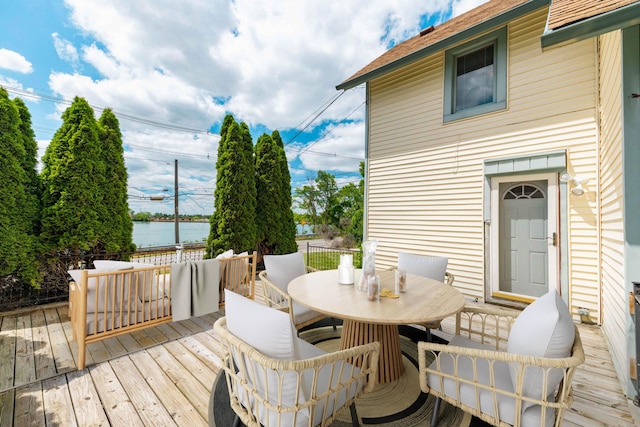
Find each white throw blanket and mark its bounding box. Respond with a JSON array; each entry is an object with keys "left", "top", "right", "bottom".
[{"left": 171, "top": 259, "right": 220, "bottom": 321}]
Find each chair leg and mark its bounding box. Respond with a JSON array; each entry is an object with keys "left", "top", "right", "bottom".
[
  {"left": 425, "top": 327, "right": 432, "bottom": 342},
  {"left": 349, "top": 402, "right": 360, "bottom": 427},
  {"left": 431, "top": 397, "right": 442, "bottom": 427},
  {"left": 332, "top": 317, "right": 337, "bottom": 331}
]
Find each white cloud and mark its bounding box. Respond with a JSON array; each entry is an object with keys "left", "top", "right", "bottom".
[
  {"left": 451, "top": 0, "right": 490, "bottom": 17},
  {"left": 0, "top": 48, "right": 33, "bottom": 73},
  {"left": 39, "top": 0, "right": 489, "bottom": 213},
  {"left": 52, "top": 33, "right": 79, "bottom": 64}
]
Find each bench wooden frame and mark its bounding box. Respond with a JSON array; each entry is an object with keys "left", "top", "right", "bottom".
[{"left": 69, "top": 253, "right": 256, "bottom": 370}]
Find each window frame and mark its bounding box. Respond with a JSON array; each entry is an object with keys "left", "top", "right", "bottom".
[{"left": 443, "top": 27, "right": 507, "bottom": 122}]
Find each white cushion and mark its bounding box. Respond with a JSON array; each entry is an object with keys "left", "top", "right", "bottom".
[
  {"left": 224, "top": 290, "right": 304, "bottom": 426},
  {"left": 428, "top": 335, "right": 556, "bottom": 427},
  {"left": 397, "top": 252, "right": 448, "bottom": 282},
  {"left": 69, "top": 263, "right": 138, "bottom": 313},
  {"left": 507, "top": 290, "right": 575, "bottom": 410},
  {"left": 93, "top": 260, "right": 159, "bottom": 302},
  {"left": 263, "top": 252, "right": 306, "bottom": 293},
  {"left": 215, "top": 249, "right": 234, "bottom": 259},
  {"left": 224, "top": 289, "right": 296, "bottom": 360}
]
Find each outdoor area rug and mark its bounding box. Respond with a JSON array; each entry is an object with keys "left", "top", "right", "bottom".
[{"left": 209, "top": 320, "right": 491, "bottom": 426}]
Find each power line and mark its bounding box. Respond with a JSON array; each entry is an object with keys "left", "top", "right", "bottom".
[
  {"left": 284, "top": 91, "right": 345, "bottom": 145},
  {"left": 2, "top": 84, "right": 214, "bottom": 136}
]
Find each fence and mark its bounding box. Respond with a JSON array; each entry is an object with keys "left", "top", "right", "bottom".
[
  {"left": 0, "top": 243, "right": 207, "bottom": 312},
  {"left": 305, "top": 243, "right": 362, "bottom": 271}
]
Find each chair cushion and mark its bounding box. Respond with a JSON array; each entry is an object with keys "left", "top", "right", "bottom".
[
  {"left": 263, "top": 252, "right": 306, "bottom": 293},
  {"left": 92, "top": 260, "right": 158, "bottom": 302},
  {"left": 397, "top": 252, "right": 448, "bottom": 282},
  {"left": 291, "top": 301, "right": 323, "bottom": 327},
  {"left": 224, "top": 290, "right": 308, "bottom": 426},
  {"left": 507, "top": 290, "right": 575, "bottom": 410},
  {"left": 69, "top": 263, "right": 142, "bottom": 313},
  {"left": 428, "top": 336, "right": 556, "bottom": 427},
  {"left": 224, "top": 289, "right": 296, "bottom": 360},
  {"left": 215, "top": 249, "right": 234, "bottom": 259}
]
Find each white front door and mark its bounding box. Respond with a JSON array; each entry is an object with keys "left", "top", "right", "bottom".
[{"left": 490, "top": 173, "right": 558, "bottom": 301}]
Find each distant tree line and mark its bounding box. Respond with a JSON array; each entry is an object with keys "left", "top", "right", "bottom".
[
  {"left": 294, "top": 162, "right": 365, "bottom": 247},
  {"left": 0, "top": 89, "right": 133, "bottom": 295}
]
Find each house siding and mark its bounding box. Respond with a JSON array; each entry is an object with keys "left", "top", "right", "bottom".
[
  {"left": 598, "top": 30, "right": 628, "bottom": 393},
  {"left": 366, "top": 6, "right": 602, "bottom": 316}
]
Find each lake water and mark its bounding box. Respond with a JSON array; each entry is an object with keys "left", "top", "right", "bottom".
[
  {"left": 133, "top": 221, "right": 209, "bottom": 247},
  {"left": 132, "top": 221, "right": 315, "bottom": 247}
]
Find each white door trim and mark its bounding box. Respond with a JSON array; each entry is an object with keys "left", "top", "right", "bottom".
[{"left": 489, "top": 172, "right": 559, "bottom": 299}]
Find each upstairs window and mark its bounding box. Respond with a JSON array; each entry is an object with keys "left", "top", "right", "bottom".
[{"left": 444, "top": 27, "right": 507, "bottom": 122}]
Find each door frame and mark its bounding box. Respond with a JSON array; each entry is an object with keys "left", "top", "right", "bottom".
[{"left": 489, "top": 172, "right": 559, "bottom": 301}]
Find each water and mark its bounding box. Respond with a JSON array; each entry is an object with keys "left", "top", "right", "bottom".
[
  {"left": 133, "top": 221, "right": 209, "bottom": 247},
  {"left": 132, "top": 221, "right": 315, "bottom": 247}
]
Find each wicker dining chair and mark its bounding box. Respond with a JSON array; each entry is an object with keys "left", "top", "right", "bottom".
[
  {"left": 397, "top": 251, "right": 454, "bottom": 341},
  {"left": 418, "top": 290, "right": 585, "bottom": 427},
  {"left": 259, "top": 252, "right": 328, "bottom": 331},
  {"left": 217, "top": 290, "right": 380, "bottom": 427}
]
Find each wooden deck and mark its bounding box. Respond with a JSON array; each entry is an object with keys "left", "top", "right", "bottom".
[{"left": 1, "top": 295, "right": 639, "bottom": 426}]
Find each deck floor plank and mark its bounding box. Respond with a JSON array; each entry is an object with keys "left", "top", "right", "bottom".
[
  {"left": 0, "top": 389, "right": 14, "bottom": 426},
  {"left": 1, "top": 301, "right": 639, "bottom": 427},
  {"left": 129, "top": 328, "right": 157, "bottom": 348},
  {"left": 0, "top": 316, "right": 17, "bottom": 391},
  {"left": 115, "top": 331, "right": 144, "bottom": 354},
  {"left": 14, "top": 312, "right": 36, "bottom": 387},
  {"left": 31, "top": 310, "right": 56, "bottom": 380},
  {"left": 13, "top": 381, "right": 45, "bottom": 427},
  {"left": 130, "top": 350, "right": 208, "bottom": 427},
  {"left": 162, "top": 339, "right": 217, "bottom": 390},
  {"left": 66, "top": 368, "right": 110, "bottom": 426},
  {"left": 109, "top": 355, "right": 178, "bottom": 426},
  {"left": 177, "top": 334, "right": 223, "bottom": 374},
  {"left": 42, "top": 374, "right": 78, "bottom": 427},
  {"left": 155, "top": 322, "right": 184, "bottom": 341},
  {"left": 89, "top": 359, "right": 145, "bottom": 426},
  {"left": 43, "top": 308, "right": 75, "bottom": 374},
  {"left": 146, "top": 343, "right": 211, "bottom": 420}
]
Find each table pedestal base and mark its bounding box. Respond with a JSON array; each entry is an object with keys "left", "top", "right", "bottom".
[{"left": 340, "top": 320, "right": 404, "bottom": 384}]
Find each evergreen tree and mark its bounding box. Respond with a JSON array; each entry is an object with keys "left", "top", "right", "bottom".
[
  {"left": 14, "top": 97, "right": 41, "bottom": 237},
  {"left": 98, "top": 108, "right": 135, "bottom": 253},
  {"left": 272, "top": 130, "right": 297, "bottom": 253},
  {"left": 255, "top": 133, "right": 282, "bottom": 253},
  {"left": 206, "top": 115, "right": 257, "bottom": 256},
  {"left": 40, "top": 97, "right": 106, "bottom": 252},
  {"left": 0, "top": 88, "right": 37, "bottom": 284}
]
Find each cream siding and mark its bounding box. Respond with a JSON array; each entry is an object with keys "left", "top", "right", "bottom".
[
  {"left": 598, "top": 30, "right": 627, "bottom": 392},
  {"left": 366, "top": 6, "right": 601, "bottom": 314}
]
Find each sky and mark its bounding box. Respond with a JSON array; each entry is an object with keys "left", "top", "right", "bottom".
[{"left": 0, "top": 0, "right": 488, "bottom": 215}]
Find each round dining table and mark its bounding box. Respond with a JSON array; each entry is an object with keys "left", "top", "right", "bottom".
[{"left": 288, "top": 268, "right": 465, "bottom": 384}]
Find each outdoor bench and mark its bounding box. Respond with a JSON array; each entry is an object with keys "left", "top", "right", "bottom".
[{"left": 68, "top": 253, "right": 256, "bottom": 370}]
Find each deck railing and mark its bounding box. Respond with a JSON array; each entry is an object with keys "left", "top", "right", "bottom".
[
  {"left": 0, "top": 243, "right": 207, "bottom": 312},
  {"left": 305, "top": 243, "right": 362, "bottom": 271}
]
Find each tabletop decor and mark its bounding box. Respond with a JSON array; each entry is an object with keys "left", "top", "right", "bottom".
[
  {"left": 358, "top": 239, "right": 378, "bottom": 291},
  {"left": 338, "top": 254, "right": 355, "bottom": 285}
]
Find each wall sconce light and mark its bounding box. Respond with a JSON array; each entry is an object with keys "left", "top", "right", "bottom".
[{"left": 560, "top": 173, "right": 590, "bottom": 196}]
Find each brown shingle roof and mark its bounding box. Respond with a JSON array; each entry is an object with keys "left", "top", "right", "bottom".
[
  {"left": 337, "top": 0, "right": 531, "bottom": 89},
  {"left": 337, "top": 0, "right": 639, "bottom": 89},
  {"left": 547, "top": 0, "right": 638, "bottom": 30}
]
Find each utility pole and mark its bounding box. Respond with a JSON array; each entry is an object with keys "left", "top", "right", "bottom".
[{"left": 174, "top": 159, "right": 180, "bottom": 244}]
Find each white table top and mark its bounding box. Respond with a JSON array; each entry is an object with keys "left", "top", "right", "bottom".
[{"left": 288, "top": 269, "right": 465, "bottom": 325}]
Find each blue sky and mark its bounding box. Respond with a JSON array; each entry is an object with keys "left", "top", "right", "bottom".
[{"left": 0, "top": 0, "right": 486, "bottom": 215}]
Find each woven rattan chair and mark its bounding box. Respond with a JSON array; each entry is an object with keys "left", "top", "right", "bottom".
[
  {"left": 418, "top": 291, "right": 585, "bottom": 427},
  {"left": 397, "top": 252, "right": 454, "bottom": 341},
  {"left": 216, "top": 290, "right": 380, "bottom": 427},
  {"left": 259, "top": 252, "right": 327, "bottom": 330}
]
